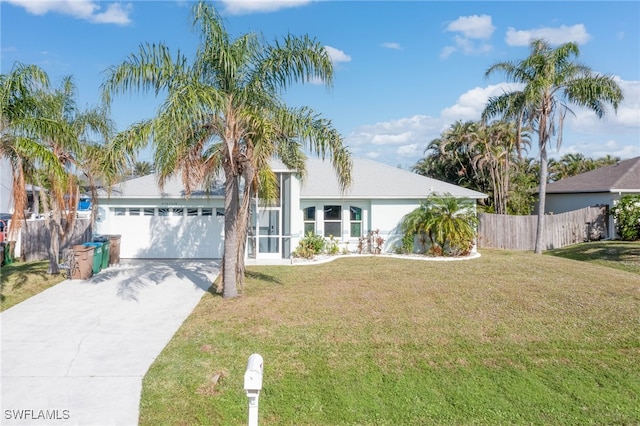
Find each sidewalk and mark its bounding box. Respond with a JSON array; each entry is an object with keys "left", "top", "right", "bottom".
[{"left": 1, "top": 260, "right": 219, "bottom": 426}]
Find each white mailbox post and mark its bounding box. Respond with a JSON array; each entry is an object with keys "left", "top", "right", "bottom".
[{"left": 244, "top": 353, "right": 264, "bottom": 426}]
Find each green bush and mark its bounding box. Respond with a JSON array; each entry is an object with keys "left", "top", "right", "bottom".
[
  {"left": 292, "top": 232, "right": 325, "bottom": 258},
  {"left": 611, "top": 195, "right": 640, "bottom": 241},
  {"left": 325, "top": 235, "right": 340, "bottom": 255}
]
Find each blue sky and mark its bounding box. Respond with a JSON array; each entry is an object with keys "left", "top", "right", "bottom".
[{"left": 2, "top": 0, "right": 639, "bottom": 169}]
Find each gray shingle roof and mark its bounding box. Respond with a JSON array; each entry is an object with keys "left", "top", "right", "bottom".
[
  {"left": 99, "top": 158, "right": 487, "bottom": 200},
  {"left": 546, "top": 156, "right": 640, "bottom": 194},
  {"left": 299, "top": 158, "right": 486, "bottom": 199},
  {"left": 98, "top": 174, "right": 224, "bottom": 199}
]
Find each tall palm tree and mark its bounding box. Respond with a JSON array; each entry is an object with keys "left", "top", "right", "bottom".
[
  {"left": 482, "top": 39, "right": 623, "bottom": 253},
  {"left": 1, "top": 63, "right": 65, "bottom": 232},
  {"left": 471, "top": 120, "right": 525, "bottom": 214},
  {"left": 33, "top": 76, "right": 113, "bottom": 274},
  {"left": 102, "top": 1, "right": 351, "bottom": 298}
]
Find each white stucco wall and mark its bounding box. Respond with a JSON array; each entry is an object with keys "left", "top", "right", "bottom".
[
  {"left": 1, "top": 157, "right": 13, "bottom": 214},
  {"left": 370, "top": 199, "right": 421, "bottom": 251}
]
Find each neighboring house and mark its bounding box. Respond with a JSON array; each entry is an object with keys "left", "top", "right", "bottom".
[
  {"left": 545, "top": 156, "right": 640, "bottom": 239},
  {"left": 95, "top": 158, "right": 486, "bottom": 261},
  {"left": 1, "top": 157, "right": 12, "bottom": 217}
]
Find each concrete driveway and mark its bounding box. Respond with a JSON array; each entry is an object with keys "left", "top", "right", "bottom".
[{"left": 1, "top": 259, "right": 220, "bottom": 426}]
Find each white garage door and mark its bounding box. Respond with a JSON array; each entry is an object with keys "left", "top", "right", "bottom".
[{"left": 108, "top": 207, "right": 224, "bottom": 259}]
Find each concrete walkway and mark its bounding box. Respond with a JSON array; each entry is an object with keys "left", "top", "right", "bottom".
[{"left": 1, "top": 260, "right": 219, "bottom": 426}]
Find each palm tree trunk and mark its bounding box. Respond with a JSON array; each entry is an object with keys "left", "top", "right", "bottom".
[
  {"left": 235, "top": 155, "right": 255, "bottom": 293},
  {"left": 534, "top": 143, "right": 548, "bottom": 254},
  {"left": 222, "top": 165, "right": 239, "bottom": 298}
]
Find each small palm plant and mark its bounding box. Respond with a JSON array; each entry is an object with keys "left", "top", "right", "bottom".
[{"left": 402, "top": 193, "right": 478, "bottom": 256}]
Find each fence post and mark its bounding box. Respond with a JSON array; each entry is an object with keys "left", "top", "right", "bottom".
[{"left": 244, "top": 354, "right": 264, "bottom": 426}]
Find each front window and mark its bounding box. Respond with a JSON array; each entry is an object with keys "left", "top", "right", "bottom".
[
  {"left": 350, "top": 206, "right": 362, "bottom": 238},
  {"left": 303, "top": 206, "right": 316, "bottom": 235},
  {"left": 324, "top": 205, "right": 341, "bottom": 238}
]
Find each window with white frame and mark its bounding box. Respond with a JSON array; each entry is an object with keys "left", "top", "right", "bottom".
[
  {"left": 129, "top": 208, "right": 141, "bottom": 216},
  {"left": 114, "top": 208, "right": 125, "bottom": 216},
  {"left": 350, "top": 206, "right": 362, "bottom": 238},
  {"left": 323, "top": 205, "right": 341, "bottom": 238},
  {"left": 187, "top": 208, "right": 199, "bottom": 217},
  {"left": 303, "top": 206, "right": 316, "bottom": 235},
  {"left": 143, "top": 208, "right": 155, "bottom": 216}
]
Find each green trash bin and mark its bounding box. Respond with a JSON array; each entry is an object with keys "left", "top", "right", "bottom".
[
  {"left": 93, "top": 237, "right": 110, "bottom": 270},
  {"left": 4, "top": 241, "right": 15, "bottom": 265},
  {"left": 83, "top": 242, "right": 102, "bottom": 274}
]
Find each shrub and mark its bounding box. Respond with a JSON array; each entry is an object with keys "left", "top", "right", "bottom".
[
  {"left": 292, "top": 232, "right": 325, "bottom": 258},
  {"left": 611, "top": 195, "right": 640, "bottom": 241},
  {"left": 325, "top": 235, "right": 340, "bottom": 255}
]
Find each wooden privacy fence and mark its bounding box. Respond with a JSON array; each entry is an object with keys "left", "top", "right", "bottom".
[
  {"left": 478, "top": 206, "right": 608, "bottom": 251},
  {"left": 17, "top": 218, "right": 93, "bottom": 261}
]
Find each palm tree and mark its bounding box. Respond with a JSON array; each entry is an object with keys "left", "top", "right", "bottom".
[
  {"left": 1, "top": 63, "right": 64, "bottom": 232},
  {"left": 413, "top": 120, "right": 483, "bottom": 189},
  {"left": 401, "top": 193, "right": 478, "bottom": 256},
  {"left": 482, "top": 39, "right": 623, "bottom": 253},
  {"left": 471, "top": 120, "right": 525, "bottom": 214},
  {"left": 102, "top": 1, "right": 351, "bottom": 298},
  {"left": 33, "top": 76, "right": 113, "bottom": 274},
  {"left": 134, "top": 161, "right": 153, "bottom": 177}
]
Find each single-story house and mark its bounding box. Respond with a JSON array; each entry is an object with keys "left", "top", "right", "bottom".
[
  {"left": 95, "top": 158, "right": 486, "bottom": 261},
  {"left": 545, "top": 156, "right": 640, "bottom": 239}
]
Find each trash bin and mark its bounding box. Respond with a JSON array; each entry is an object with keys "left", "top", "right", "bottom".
[
  {"left": 93, "top": 236, "right": 110, "bottom": 270},
  {"left": 83, "top": 242, "right": 103, "bottom": 274},
  {"left": 3, "top": 241, "right": 15, "bottom": 265},
  {"left": 72, "top": 245, "right": 94, "bottom": 279},
  {"left": 107, "top": 234, "right": 121, "bottom": 265}
]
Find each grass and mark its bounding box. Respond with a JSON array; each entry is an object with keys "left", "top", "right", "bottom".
[
  {"left": 139, "top": 247, "right": 640, "bottom": 425},
  {"left": 546, "top": 240, "right": 640, "bottom": 274},
  {"left": 0, "top": 260, "right": 65, "bottom": 312}
]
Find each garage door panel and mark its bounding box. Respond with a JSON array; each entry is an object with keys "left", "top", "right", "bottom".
[{"left": 111, "top": 212, "right": 223, "bottom": 259}]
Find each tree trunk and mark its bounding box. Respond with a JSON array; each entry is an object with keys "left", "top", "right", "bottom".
[
  {"left": 534, "top": 144, "right": 548, "bottom": 254},
  {"left": 236, "top": 155, "right": 255, "bottom": 293},
  {"left": 222, "top": 165, "right": 239, "bottom": 298},
  {"left": 47, "top": 207, "right": 62, "bottom": 275}
]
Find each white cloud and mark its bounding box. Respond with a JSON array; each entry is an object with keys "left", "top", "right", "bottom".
[
  {"left": 220, "top": 0, "right": 312, "bottom": 15},
  {"left": 381, "top": 42, "right": 402, "bottom": 50},
  {"left": 442, "top": 14, "right": 495, "bottom": 58},
  {"left": 324, "top": 46, "right": 351, "bottom": 63},
  {"left": 505, "top": 24, "right": 591, "bottom": 46},
  {"left": 371, "top": 131, "right": 413, "bottom": 145},
  {"left": 566, "top": 77, "right": 640, "bottom": 133},
  {"left": 396, "top": 143, "right": 420, "bottom": 158},
  {"left": 92, "top": 3, "right": 132, "bottom": 25},
  {"left": 445, "top": 14, "right": 495, "bottom": 39},
  {"left": 344, "top": 78, "right": 640, "bottom": 167},
  {"left": 346, "top": 115, "right": 443, "bottom": 167},
  {"left": 5, "top": 0, "right": 132, "bottom": 25},
  {"left": 441, "top": 83, "right": 524, "bottom": 122}
]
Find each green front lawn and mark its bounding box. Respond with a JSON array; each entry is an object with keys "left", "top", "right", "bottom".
[
  {"left": 0, "top": 261, "right": 65, "bottom": 312},
  {"left": 546, "top": 240, "right": 640, "bottom": 275},
  {"left": 140, "top": 249, "right": 640, "bottom": 425}
]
